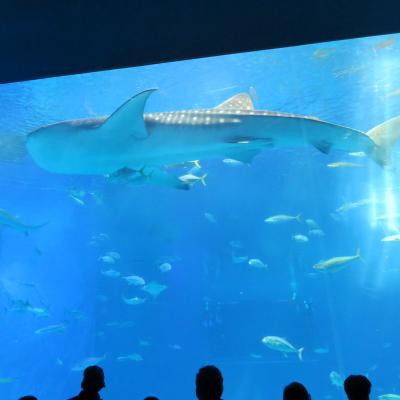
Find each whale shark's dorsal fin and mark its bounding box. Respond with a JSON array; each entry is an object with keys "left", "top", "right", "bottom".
[
  {"left": 215, "top": 93, "right": 255, "bottom": 111},
  {"left": 101, "top": 89, "right": 157, "bottom": 139}
]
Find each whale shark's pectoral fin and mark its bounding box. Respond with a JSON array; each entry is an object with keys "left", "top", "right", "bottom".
[
  {"left": 312, "top": 140, "right": 333, "bottom": 154},
  {"left": 101, "top": 89, "right": 157, "bottom": 139},
  {"left": 215, "top": 93, "right": 255, "bottom": 111},
  {"left": 224, "top": 149, "right": 261, "bottom": 164}
]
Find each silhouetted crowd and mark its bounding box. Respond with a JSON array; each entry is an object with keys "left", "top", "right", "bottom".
[{"left": 18, "top": 364, "right": 372, "bottom": 400}]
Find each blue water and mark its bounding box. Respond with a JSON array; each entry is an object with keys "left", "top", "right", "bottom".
[{"left": 0, "top": 33, "right": 400, "bottom": 400}]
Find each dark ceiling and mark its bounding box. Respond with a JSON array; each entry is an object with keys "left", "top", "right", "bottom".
[{"left": 1, "top": 0, "right": 399, "bottom": 84}]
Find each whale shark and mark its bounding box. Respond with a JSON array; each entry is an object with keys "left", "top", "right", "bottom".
[{"left": 26, "top": 89, "right": 400, "bottom": 189}]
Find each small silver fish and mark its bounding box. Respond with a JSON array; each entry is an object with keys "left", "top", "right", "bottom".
[
  {"left": 264, "top": 214, "right": 301, "bottom": 224},
  {"left": 292, "top": 234, "right": 309, "bottom": 243},
  {"left": 34, "top": 323, "right": 66, "bottom": 335},
  {"left": 98, "top": 255, "right": 115, "bottom": 264},
  {"left": 329, "top": 371, "right": 344, "bottom": 387},
  {"left": 117, "top": 353, "right": 143, "bottom": 362},
  {"left": 248, "top": 258, "right": 267, "bottom": 269},
  {"left": 122, "top": 296, "right": 146, "bottom": 305},
  {"left": 106, "top": 251, "right": 120, "bottom": 260},
  {"left": 28, "top": 306, "right": 50, "bottom": 317},
  {"left": 159, "top": 262, "right": 172, "bottom": 272},
  {"left": 305, "top": 218, "right": 319, "bottom": 229},
  {"left": 379, "top": 394, "right": 400, "bottom": 400},
  {"left": 309, "top": 229, "right": 325, "bottom": 237},
  {"left": 204, "top": 212, "right": 217, "bottom": 223},
  {"left": 123, "top": 275, "right": 146, "bottom": 286},
  {"left": 327, "top": 161, "right": 363, "bottom": 168},
  {"left": 222, "top": 158, "right": 245, "bottom": 166},
  {"left": 70, "top": 195, "right": 85, "bottom": 206},
  {"left": 348, "top": 151, "right": 366, "bottom": 157},
  {"left": 101, "top": 269, "right": 121, "bottom": 278}
]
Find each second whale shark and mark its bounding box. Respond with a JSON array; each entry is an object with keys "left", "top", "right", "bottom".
[{"left": 26, "top": 90, "right": 400, "bottom": 189}]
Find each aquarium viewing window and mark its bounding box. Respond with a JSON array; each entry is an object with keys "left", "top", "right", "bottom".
[{"left": 1, "top": 33, "right": 400, "bottom": 400}]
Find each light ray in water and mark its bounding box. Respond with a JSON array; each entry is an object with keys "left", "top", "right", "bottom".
[
  {"left": 373, "top": 170, "right": 399, "bottom": 289},
  {"left": 383, "top": 173, "right": 398, "bottom": 233},
  {"left": 368, "top": 183, "right": 378, "bottom": 229}
]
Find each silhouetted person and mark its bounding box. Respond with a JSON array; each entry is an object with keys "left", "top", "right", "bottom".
[
  {"left": 144, "top": 397, "right": 159, "bottom": 400},
  {"left": 344, "top": 375, "right": 371, "bottom": 400},
  {"left": 68, "top": 365, "right": 105, "bottom": 400},
  {"left": 19, "top": 397, "right": 38, "bottom": 400},
  {"left": 283, "top": 382, "right": 311, "bottom": 400},
  {"left": 196, "top": 365, "right": 223, "bottom": 400}
]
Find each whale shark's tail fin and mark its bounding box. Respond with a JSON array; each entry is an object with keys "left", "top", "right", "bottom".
[{"left": 367, "top": 116, "right": 400, "bottom": 167}]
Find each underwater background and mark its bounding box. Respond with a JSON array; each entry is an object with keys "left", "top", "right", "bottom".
[{"left": 0, "top": 33, "right": 400, "bottom": 400}]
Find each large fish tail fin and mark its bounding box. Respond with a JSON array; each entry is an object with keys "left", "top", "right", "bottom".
[
  {"left": 298, "top": 347, "right": 304, "bottom": 361},
  {"left": 356, "top": 248, "right": 366, "bottom": 263},
  {"left": 367, "top": 116, "right": 400, "bottom": 167},
  {"left": 200, "top": 174, "right": 208, "bottom": 186}
]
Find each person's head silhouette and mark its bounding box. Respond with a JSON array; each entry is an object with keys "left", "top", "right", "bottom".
[
  {"left": 283, "top": 382, "right": 311, "bottom": 400},
  {"left": 344, "top": 375, "right": 371, "bottom": 400},
  {"left": 81, "top": 365, "right": 105, "bottom": 393},
  {"left": 196, "top": 365, "right": 223, "bottom": 400},
  {"left": 19, "top": 397, "right": 38, "bottom": 400},
  {"left": 144, "top": 397, "right": 159, "bottom": 400}
]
